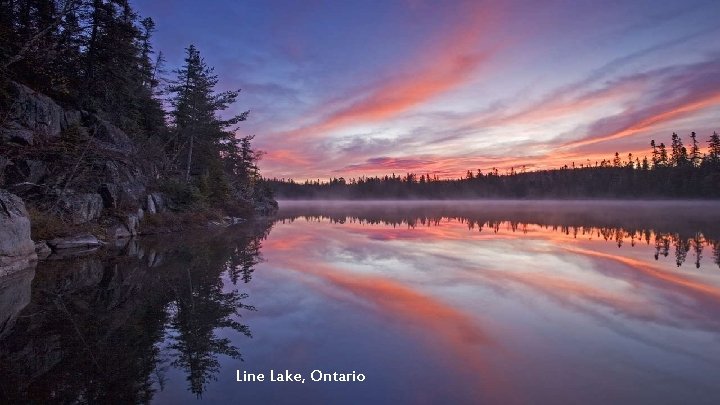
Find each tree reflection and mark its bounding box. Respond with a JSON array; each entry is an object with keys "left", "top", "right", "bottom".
[
  {"left": 166, "top": 256, "right": 255, "bottom": 397},
  {"left": 0, "top": 221, "right": 271, "bottom": 403},
  {"left": 276, "top": 203, "right": 720, "bottom": 270}
]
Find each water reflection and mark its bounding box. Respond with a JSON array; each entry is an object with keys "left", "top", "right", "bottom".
[
  {"left": 1, "top": 201, "right": 720, "bottom": 404},
  {"left": 0, "top": 222, "right": 271, "bottom": 403},
  {"left": 276, "top": 200, "right": 720, "bottom": 270}
]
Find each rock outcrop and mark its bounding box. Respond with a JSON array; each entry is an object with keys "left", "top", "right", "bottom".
[
  {"left": 0, "top": 81, "right": 81, "bottom": 145},
  {"left": 0, "top": 189, "right": 37, "bottom": 274},
  {"left": 1, "top": 80, "right": 276, "bottom": 256},
  {"left": 57, "top": 192, "right": 104, "bottom": 224}
]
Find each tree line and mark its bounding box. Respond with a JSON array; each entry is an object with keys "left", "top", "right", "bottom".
[
  {"left": 269, "top": 131, "right": 720, "bottom": 199},
  {"left": 280, "top": 214, "right": 720, "bottom": 270},
  {"left": 1, "top": 0, "right": 274, "bottom": 215}
]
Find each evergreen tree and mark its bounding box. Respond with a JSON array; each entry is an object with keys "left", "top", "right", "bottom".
[
  {"left": 689, "top": 132, "right": 701, "bottom": 167},
  {"left": 657, "top": 143, "right": 669, "bottom": 167},
  {"left": 708, "top": 132, "right": 720, "bottom": 165},
  {"left": 670, "top": 133, "right": 688, "bottom": 167},
  {"left": 650, "top": 140, "right": 659, "bottom": 167}
]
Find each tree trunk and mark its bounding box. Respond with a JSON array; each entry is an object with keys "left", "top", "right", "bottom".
[
  {"left": 86, "top": 0, "right": 102, "bottom": 80},
  {"left": 185, "top": 133, "right": 194, "bottom": 183}
]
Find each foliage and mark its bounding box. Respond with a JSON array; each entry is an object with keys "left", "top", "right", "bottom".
[{"left": 1, "top": 0, "right": 274, "bottom": 218}]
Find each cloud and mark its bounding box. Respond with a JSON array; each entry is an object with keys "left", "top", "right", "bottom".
[
  {"left": 338, "top": 157, "right": 437, "bottom": 172},
  {"left": 564, "top": 55, "right": 720, "bottom": 148},
  {"left": 267, "top": 2, "right": 505, "bottom": 142}
]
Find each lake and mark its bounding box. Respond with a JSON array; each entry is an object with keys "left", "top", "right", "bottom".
[{"left": 1, "top": 200, "right": 720, "bottom": 404}]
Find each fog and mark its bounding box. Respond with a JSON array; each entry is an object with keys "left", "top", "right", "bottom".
[{"left": 276, "top": 200, "right": 720, "bottom": 240}]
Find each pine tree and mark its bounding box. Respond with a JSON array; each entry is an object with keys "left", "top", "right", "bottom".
[
  {"left": 657, "top": 142, "right": 669, "bottom": 167},
  {"left": 670, "top": 132, "right": 688, "bottom": 167},
  {"left": 650, "top": 140, "right": 659, "bottom": 168},
  {"left": 689, "top": 132, "right": 701, "bottom": 167},
  {"left": 708, "top": 131, "right": 720, "bottom": 165},
  {"left": 168, "top": 44, "right": 251, "bottom": 193}
]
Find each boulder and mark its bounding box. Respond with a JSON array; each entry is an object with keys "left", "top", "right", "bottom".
[
  {"left": 107, "top": 222, "right": 132, "bottom": 239},
  {"left": 57, "top": 193, "right": 104, "bottom": 224},
  {"left": 101, "top": 162, "right": 146, "bottom": 209},
  {"left": 125, "top": 213, "right": 140, "bottom": 235},
  {"left": 0, "top": 82, "right": 67, "bottom": 144},
  {"left": 0, "top": 189, "right": 37, "bottom": 271},
  {"left": 89, "top": 115, "right": 135, "bottom": 155},
  {"left": 145, "top": 194, "right": 156, "bottom": 214},
  {"left": 150, "top": 192, "right": 165, "bottom": 213},
  {"left": 34, "top": 241, "right": 52, "bottom": 260},
  {"left": 64, "top": 110, "right": 83, "bottom": 128},
  {"left": 47, "top": 234, "right": 102, "bottom": 250}
]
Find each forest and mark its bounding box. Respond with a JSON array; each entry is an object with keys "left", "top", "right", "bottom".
[
  {"left": 269, "top": 131, "right": 720, "bottom": 199},
  {"left": 1, "top": 0, "right": 275, "bottom": 227}
]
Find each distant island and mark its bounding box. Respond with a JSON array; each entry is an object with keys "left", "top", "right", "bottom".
[{"left": 269, "top": 131, "right": 720, "bottom": 199}]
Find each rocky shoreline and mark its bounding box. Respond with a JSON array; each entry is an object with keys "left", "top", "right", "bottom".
[
  {"left": 1, "top": 187, "right": 268, "bottom": 276},
  {"left": 1, "top": 81, "right": 276, "bottom": 273}
]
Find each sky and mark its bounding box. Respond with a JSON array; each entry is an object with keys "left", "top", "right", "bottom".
[{"left": 133, "top": 0, "right": 720, "bottom": 180}]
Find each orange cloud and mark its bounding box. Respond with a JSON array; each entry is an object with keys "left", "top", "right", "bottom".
[
  {"left": 272, "top": 4, "right": 506, "bottom": 141},
  {"left": 565, "top": 92, "right": 720, "bottom": 149}
]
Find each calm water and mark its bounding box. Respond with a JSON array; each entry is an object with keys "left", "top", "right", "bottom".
[{"left": 2, "top": 201, "right": 720, "bottom": 404}]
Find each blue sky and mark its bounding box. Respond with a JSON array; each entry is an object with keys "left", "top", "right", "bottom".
[{"left": 133, "top": 0, "right": 720, "bottom": 179}]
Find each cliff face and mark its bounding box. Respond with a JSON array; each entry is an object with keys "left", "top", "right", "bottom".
[
  {"left": 0, "top": 81, "right": 165, "bottom": 243},
  {"left": 1, "top": 81, "right": 276, "bottom": 267}
]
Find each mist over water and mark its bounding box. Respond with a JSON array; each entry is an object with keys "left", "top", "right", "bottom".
[{"left": 2, "top": 201, "right": 720, "bottom": 404}]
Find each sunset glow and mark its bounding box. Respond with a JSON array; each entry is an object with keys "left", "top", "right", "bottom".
[{"left": 135, "top": 0, "right": 720, "bottom": 180}]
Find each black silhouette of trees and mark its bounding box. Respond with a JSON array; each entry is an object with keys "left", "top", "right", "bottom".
[{"left": 269, "top": 131, "right": 720, "bottom": 199}]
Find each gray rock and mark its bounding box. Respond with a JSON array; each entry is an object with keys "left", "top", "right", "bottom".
[
  {"left": 125, "top": 213, "right": 140, "bottom": 235},
  {"left": 0, "top": 82, "right": 66, "bottom": 144},
  {"left": 149, "top": 252, "right": 164, "bottom": 267},
  {"left": 145, "top": 194, "right": 157, "bottom": 214},
  {"left": 0, "top": 189, "right": 37, "bottom": 270},
  {"left": 89, "top": 115, "right": 135, "bottom": 155},
  {"left": 150, "top": 192, "right": 164, "bottom": 213},
  {"left": 107, "top": 223, "right": 132, "bottom": 239},
  {"left": 101, "top": 162, "right": 146, "bottom": 209},
  {"left": 63, "top": 110, "right": 83, "bottom": 128},
  {"left": 34, "top": 241, "right": 51, "bottom": 260},
  {"left": 47, "top": 234, "right": 102, "bottom": 250},
  {"left": 57, "top": 193, "right": 104, "bottom": 224},
  {"left": 108, "top": 237, "right": 130, "bottom": 250}
]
